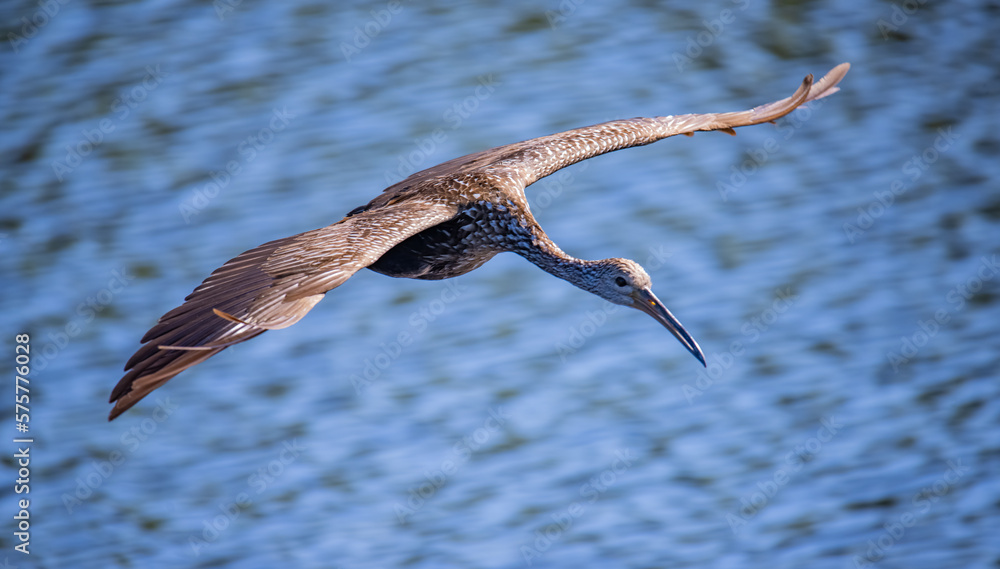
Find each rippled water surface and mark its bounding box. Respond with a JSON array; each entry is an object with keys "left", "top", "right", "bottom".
[{"left": 2, "top": 1, "right": 998, "bottom": 568}]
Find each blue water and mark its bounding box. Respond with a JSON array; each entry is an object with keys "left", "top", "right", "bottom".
[{"left": 2, "top": 1, "right": 998, "bottom": 568}]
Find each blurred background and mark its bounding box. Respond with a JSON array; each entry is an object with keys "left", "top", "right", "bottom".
[{"left": 1, "top": 1, "right": 998, "bottom": 568}]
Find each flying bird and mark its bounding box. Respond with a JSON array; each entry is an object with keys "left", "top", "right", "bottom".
[{"left": 109, "top": 63, "right": 850, "bottom": 420}]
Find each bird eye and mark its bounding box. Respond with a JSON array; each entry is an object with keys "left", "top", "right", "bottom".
[{"left": 615, "top": 276, "right": 628, "bottom": 287}]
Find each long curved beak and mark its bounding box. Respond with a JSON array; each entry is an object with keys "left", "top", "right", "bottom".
[{"left": 631, "top": 288, "right": 706, "bottom": 366}]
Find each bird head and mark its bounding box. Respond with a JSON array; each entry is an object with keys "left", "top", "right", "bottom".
[{"left": 590, "top": 258, "right": 706, "bottom": 366}]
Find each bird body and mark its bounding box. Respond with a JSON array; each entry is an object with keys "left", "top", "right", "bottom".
[
  {"left": 109, "top": 63, "right": 850, "bottom": 420},
  {"left": 364, "top": 175, "right": 530, "bottom": 280}
]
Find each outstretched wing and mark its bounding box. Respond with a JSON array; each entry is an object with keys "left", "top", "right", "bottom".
[
  {"left": 390, "top": 63, "right": 849, "bottom": 191},
  {"left": 108, "top": 201, "right": 458, "bottom": 420}
]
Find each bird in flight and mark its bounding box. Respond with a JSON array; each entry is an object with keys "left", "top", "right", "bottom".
[{"left": 108, "top": 63, "right": 850, "bottom": 420}]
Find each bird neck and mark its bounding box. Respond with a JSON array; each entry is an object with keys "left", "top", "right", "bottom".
[{"left": 519, "top": 240, "right": 600, "bottom": 294}]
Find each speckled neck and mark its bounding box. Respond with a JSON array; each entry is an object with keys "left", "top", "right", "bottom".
[{"left": 517, "top": 237, "right": 601, "bottom": 295}]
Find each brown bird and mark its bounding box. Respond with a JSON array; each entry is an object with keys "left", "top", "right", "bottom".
[{"left": 108, "top": 63, "right": 850, "bottom": 420}]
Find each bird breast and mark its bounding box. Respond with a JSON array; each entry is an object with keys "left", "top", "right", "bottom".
[{"left": 365, "top": 198, "right": 534, "bottom": 280}]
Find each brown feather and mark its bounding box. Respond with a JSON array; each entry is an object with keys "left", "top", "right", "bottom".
[{"left": 109, "top": 202, "right": 457, "bottom": 419}]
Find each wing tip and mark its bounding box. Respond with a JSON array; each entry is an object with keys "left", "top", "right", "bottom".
[{"left": 805, "top": 62, "right": 851, "bottom": 103}]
